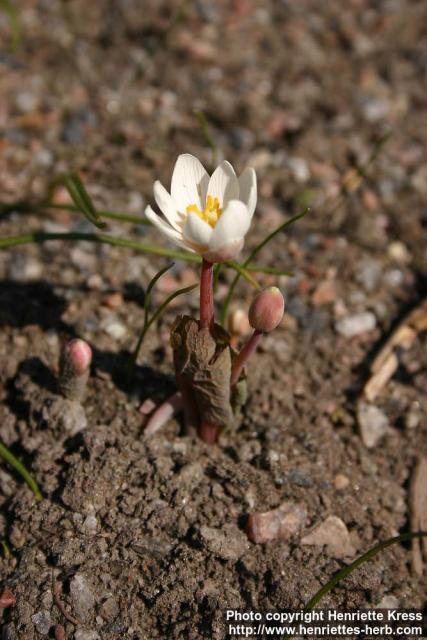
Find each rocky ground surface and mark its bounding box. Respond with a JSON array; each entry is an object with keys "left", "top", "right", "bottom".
[{"left": 0, "top": 1, "right": 426, "bottom": 638}]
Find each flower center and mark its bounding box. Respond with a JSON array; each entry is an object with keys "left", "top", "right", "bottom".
[{"left": 186, "top": 195, "right": 222, "bottom": 228}]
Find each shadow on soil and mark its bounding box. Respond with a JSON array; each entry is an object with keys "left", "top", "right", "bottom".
[{"left": 0, "top": 278, "right": 173, "bottom": 400}]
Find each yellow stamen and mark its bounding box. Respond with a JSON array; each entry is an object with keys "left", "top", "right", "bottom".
[{"left": 186, "top": 195, "right": 222, "bottom": 228}]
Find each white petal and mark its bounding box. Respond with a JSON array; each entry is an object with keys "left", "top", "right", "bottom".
[
  {"left": 208, "top": 200, "right": 251, "bottom": 250},
  {"left": 206, "top": 161, "right": 239, "bottom": 208},
  {"left": 203, "top": 238, "right": 244, "bottom": 263},
  {"left": 238, "top": 167, "right": 257, "bottom": 218},
  {"left": 153, "top": 181, "right": 183, "bottom": 231},
  {"left": 183, "top": 212, "right": 213, "bottom": 247},
  {"left": 171, "top": 154, "right": 209, "bottom": 213},
  {"left": 145, "top": 205, "right": 193, "bottom": 252}
]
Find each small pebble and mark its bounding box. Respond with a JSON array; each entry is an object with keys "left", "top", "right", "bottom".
[
  {"left": 246, "top": 501, "right": 307, "bottom": 544},
  {"left": 301, "top": 515, "right": 355, "bottom": 558},
  {"left": 288, "top": 157, "right": 310, "bottom": 182},
  {"left": 362, "top": 97, "right": 389, "bottom": 122},
  {"left": 81, "top": 514, "right": 98, "bottom": 536},
  {"left": 200, "top": 524, "right": 249, "bottom": 560},
  {"left": 86, "top": 274, "right": 104, "bottom": 290},
  {"left": 13, "top": 335, "right": 28, "bottom": 348},
  {"left": 74, "top": 631, "right": 100, "bottom": 640},
  {"left": 333, "top": 474, "right": 350, "bottom": 490},
  {"left": 102, "top": 292, "right": 123, "bottom": 309},
  {"left": 376, "top": 595, "right": 400, "bottom": 609},
  {"left": 357, "top": 401, "right": 389, "bottom": 448},
  {"left": 139, "top": 398, "right": 156, "bottom": 415},
  {"left": 311, "top": 280, "right": 336, "bottom": 306},
  {"left": 335, "top": 312, "right": 376, "bottom": 338},
  {"left": 34, "top": 149, "right": 53, "bottom": 167},
  {"left": 9, "top": 255, "right": 42, "bottom": 281},
  {"left": 388, "top": 241, "right": 410, "bottom": 264},
  {"left": 16, "top": 91, "right": 39, "bottom": 112},
  {"left": 70, "top": 574, "right": 96, "bottom": 622},
  {"left": 288, "top": 470, "right": 312, "bottom": 487},
  {"left": 406, "top": 404, "right": 421, "bottom": 430},
  {"left": 31, "top": 610, "right": 52, "bottom": 635},
  {"left": 361, "top": 188, "right": 379, "bottom": 211},
  {"left": 70, "top": 247, "right": 96, "bottom": 270},
  {"left": 411, "top": 165, "right": 427, "bottom": 195},
  {"left": 0, "top": 588, "right": 16, "bottom": 608},
  {"left": 356, "top": 261, "right": 381, "bottom": 292},
  {"left": 99, "top": 596, "right": 119, "bottom": 621},
  {"left": 9, "top": 524, "right": 26, "bottom": 548},
  {"left": 383, "top": 269, "right": 404, "bottom": 288},
  {"left": 101, "top": 318, "right": 127, "bottom": 340}
]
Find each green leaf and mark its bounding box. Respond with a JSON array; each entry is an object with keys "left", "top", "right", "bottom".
[
  {"left": 225, "top": 260, "right": 259, "bottom": 289},
  {"left": 0, "top": 231, "right": 289, "bottom": 279},
  {"left": 0, "top": 441, "right": 42, "bottom": 501},
  {"left": 61, "top": 173, "right": 107, "bottom": 229},
  {"left": 132, "top": 282, "right": 198, "bottom": 364},
  {"left": 282, "top": 530, "right": 427, "bottom": 640},
  {"left": 131, "top": 262, "right": 174, "bottom": 364},
  {"left": 43, "top": 202, "right": 150, "bottom": 225},
  {"left": 145, "top": 262, "right": 174, "bottom": 312},
  {"left": 1, "top": 540, "right": 11, "bottom": 557},
  {"left": 0, "top": 0, "right": 21, "bottom": 51},
  {"left": 245, "top": 264, "right": 293, "bottom": 277}
]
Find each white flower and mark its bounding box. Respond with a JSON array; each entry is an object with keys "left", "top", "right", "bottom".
[{"left": 145, "top": 154, "right": 257, "bottom": 263}]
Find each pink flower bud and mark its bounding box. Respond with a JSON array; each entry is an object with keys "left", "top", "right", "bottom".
[
  {"left": 64, "top": 339, "right": 92, "bottom": 375},
  {"left": 59, "top": 339, "right": 92, "bottom": 401},
  {"left": 248, "top": 286, "right": 285, "bottom": 333}
]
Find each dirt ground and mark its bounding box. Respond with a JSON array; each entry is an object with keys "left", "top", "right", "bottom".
[{"left": 0, "top": 1, "right": 426, "bottom": 638}]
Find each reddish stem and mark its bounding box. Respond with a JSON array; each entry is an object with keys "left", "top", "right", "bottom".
[
  {"left": 197, "top": 421, "right": 221, "bottom": 444},
  {"left": 179, "top": 379, "right": 199, "bottom": 432},
  {"left": 230, "top": 329, "right": 263, "bottom": 386},
  {"left": 144, "top": 392, "right": 183, "bottom": 436},
  {"left": 199, "top": 259, "right": 214, "bottom": 330}
]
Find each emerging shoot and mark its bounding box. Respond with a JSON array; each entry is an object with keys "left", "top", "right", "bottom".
[{"left": 59, "top": 339, "right": 92, "bottom": 402}]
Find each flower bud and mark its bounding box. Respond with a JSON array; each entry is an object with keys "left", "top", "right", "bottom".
[
  {"left": 228, "top": 308, "right": 251, "bottom": 337},
  {"left": 248, "top": 287, "right": 285, "bottom": 333},
  {"left": 59, "top": 339, "right": 92, "bottom": 401}
]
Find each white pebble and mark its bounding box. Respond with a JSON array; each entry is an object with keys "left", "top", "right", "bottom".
[
  {"left": 376, "top": 595, "right": 400, "bottom": 609},
  {"left": 70, "top": 574, "right": 96, "bottom": 622},
  {"left": 288, "top": 157, "right": 310, "bottom": 183},
  {"left": 74, "top": 631, "right": 100, "bottom": 640},
  {"left": 388, "top": 241, "right": 410, "bottom": 264},
  {"left": 82, "top": 514, "right": 98, "bottom": 535},
  {"left": 335, "top": 312, "right": 376, "bottom": 338},
  {"left": 31, "top": 610, "right": 51, "bottom": 635},
  {"left": 383, "top": 269, "right": 404, "bottom": 288},
  {"left": 301, "top": 516, "right": 355, "bottom": 558},
  {"left": 357, "top": 401, "right": 389, "bottom": 448},
  {"left": 101, "top": 317, "right": 127, "bottom": 340}
]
